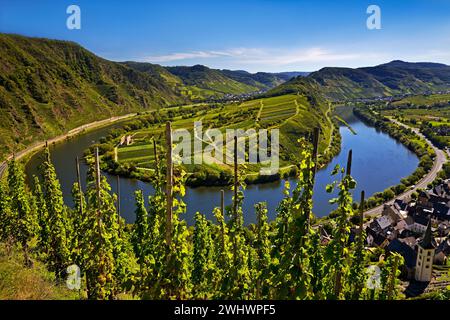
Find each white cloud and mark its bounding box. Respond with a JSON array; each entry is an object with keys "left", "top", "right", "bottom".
[
  {"left": 234, "top": 47, "right": 361, "bottom": 66},
  {"left": 140, "top": 46, "right": 450, "bottom": 72},
  {"left": 143, "top": 50, "right": 234, "bottom": 62},
  {"left": 142, "top": 46, "right": 385, "bottom": 69}
]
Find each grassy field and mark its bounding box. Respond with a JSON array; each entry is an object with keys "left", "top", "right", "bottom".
[
  {"left": 110, "top": 94, "right": 333, "bottom": 183},
  {"left": 0, "top": 243, "right": 78, "bottom": 300}
]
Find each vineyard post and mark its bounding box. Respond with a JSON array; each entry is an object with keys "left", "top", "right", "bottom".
[
  {"left": 117, "top": 175, "right": 121, "bottom": 234},
  {"left": 233, "top": 136, "right": 238, "bottom": 220},
  {"left": 220, "top": 189, "right": 226, "bottom": 251},
  {"left": 95, "top": 148, "right": 103, "bottom": 235},
  {"left": 76, "top": 156, "right": 83, "bottom": 215},
  {"left": 334, "top": 149, "right": 353, "bottom": 298},
  {"left": 153, "top": 137, "right": 160, "bottom": 182},
  {"left": 232, "top": 136, "right": 238, "bottom": 265},
  {"left": 165, "top": 122, "right": 173, "bottom": 247},
  {"left": 311, "top": 127, "right": 320, "bottom": 178},
  {"left": 256, "top": 203, "right": 262, "bottom": 299},
  {"left": 45, "top": 141, "right": 50, "bottom": 162},
  {"left": 355, "top": 190, "right": 365, "bottom": 297},
  {"left": 346, "top": 149, "right": 353, "bottom": 176},
  {"left": 117, "top": 175, "right": 121, "bottom": 214},
  {"left": 359, "top": 190, "right": 365, "bottom": 236},
  {"left": 95, "top": 148, "right": 101, "bottom": 203},
  {"left": 221, "top": 189, "right": 225, "bottom": 216},
  {"left": 307, "top": 127, "right": 320, "bottom": 229}
]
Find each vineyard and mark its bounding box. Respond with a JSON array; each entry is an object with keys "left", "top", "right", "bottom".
[
  {"left": 0, "top": 123, "right": 409, "bottom": 300},
  {"left": 97, "top": 94, "right": 338, "bottom": 187}
]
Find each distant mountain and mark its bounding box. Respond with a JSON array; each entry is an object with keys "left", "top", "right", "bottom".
[
  {"left": 163, "top": 65, "right": 263, "bottom": 100},
  {"left": 0, "top": 33, "right": 187, "bottom": 157},
  {"left": 219, "top": 70, "right": 308, "bottom": 90},
  {"left": 270, "top": 60, "right": 450, "bottom": 101},
  {"left": 220, "top": 69, "right": 284, "bottom": 90},
  {"left": 154, "top": 65, "right": 306, "bottom": 99},
  {"left": 273, "top": 71, "right": 310, "bottom": 81}
]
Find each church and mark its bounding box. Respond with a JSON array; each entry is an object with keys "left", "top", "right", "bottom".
[{"left": 415, "top": 220, "right": 436, "bottom": 282}]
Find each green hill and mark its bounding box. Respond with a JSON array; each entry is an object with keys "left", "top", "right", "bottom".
[
  {"left": 220, "top": 69, "right": 286, "bottom": 90},
  {"left": 124, "top": 63, "right": 290, "bottom": 100},
  {"left": 0, "top": 33, "right": 301, "bottom": 159},
  {"left": 271, "top": 60, "right": 450, "bottom": 101},
  {"left": 0, "top": 33, "right": 188, "bottom": 158},
  {"left": 165, "top": 64, "right": 262, "bottom": 99}
]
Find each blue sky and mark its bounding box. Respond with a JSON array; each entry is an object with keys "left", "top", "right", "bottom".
[{"left": 1, "top": 0, "right": 450, "bottom": 72}]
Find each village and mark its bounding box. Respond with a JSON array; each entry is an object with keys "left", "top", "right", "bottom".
[{"left": 360, "top": 179, "right": 450, "bottom": 297}]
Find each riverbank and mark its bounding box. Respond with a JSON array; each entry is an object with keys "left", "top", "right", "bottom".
[
  {"left": 0, "top": 113, "right": 138, "bottom": 178},
  {"left": 353, "top": 106, "right": 444, "bottom": 218},
  {"left": 362, "top": 117, "right": 447, "bottom": 219}
]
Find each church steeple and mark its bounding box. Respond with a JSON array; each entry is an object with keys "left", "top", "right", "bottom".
[
  {"left": 415, "top": 218, "right": 435, "bottom": 282},
  {"left": 420, "top": 219, "right": 435, "bottom": 250}
]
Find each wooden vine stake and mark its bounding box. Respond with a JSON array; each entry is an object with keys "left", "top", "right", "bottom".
[
  {"left": 165, "top": 122, "right": 173, "bottom": 247},
  {"left": 95, "top": 148, "right": 101, "bottom": 203},
  {"left": 220, "top": 189, "right": 226, "bottom": 251},
  {"left": 233, "top": 136, "right": 238, "bottom": 220},
  {"left": 359, "top": 190, "right": 365, "bottom": 236},
  {"left": 354, "top": 190, "right": 366, "bottom": 298},
  {"left": 75, "top": 156, "right": 83, "bottom": 216},
  {"left": 116, "top": 175, "right": 122, "bottom": 235},
  {"left": 45, "top": 141, "right": 50, "bottom": 162},
  {"left": 346, "top": 149, "right": 353, "bottom": 176},
  {"left": 306, "top": 127, "right": 320, "bottom": 229},
  {"left": 232, "top": 136, "right": 239, "bottom": 264},
  {"left": 334, "top": 149, "right": 353, "bottom": 298},
  {"left": 311, "top": 127, "right": 320, "bottom": 179},
  {"left": 221, "top": 189, "right": 225, "bottom": 216},
  {"left": 153, "top": 137, "right": 160, "bottom": 182},
  {"left": 94, "top": 148, "right": 103, "bottom": 237}
]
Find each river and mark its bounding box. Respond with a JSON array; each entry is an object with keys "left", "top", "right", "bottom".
[{"left": 25, "top": 107, "right": 419, "bottom": 225}]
